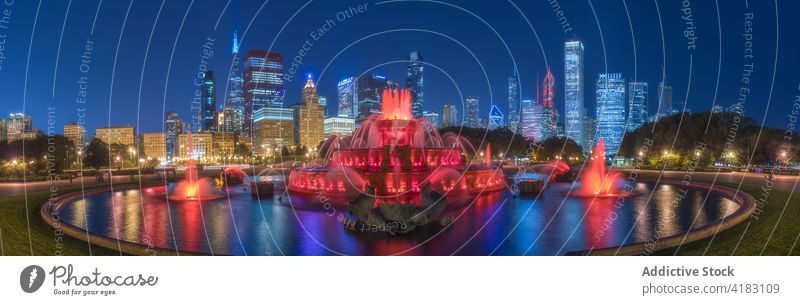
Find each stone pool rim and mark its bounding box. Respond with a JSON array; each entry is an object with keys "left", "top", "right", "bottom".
[
  {"left": 566, "top": 179, "right": 756, "bottom": 256},
  {"left": 40, "top": 179, "right": 754, "bottom": 256},
  {"left": 40, "top": 182, "right": 206, "bottom": 256}
]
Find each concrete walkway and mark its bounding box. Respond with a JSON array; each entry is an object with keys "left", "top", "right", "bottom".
[
  {"left": 619, "top": 169, "right": 800, "bottom": 191},
  {"left": 0, "top": 174, "right": 160, "bottom": 197}
]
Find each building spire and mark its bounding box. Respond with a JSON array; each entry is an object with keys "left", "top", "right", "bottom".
[{"left": 232, "top": 30, "right": 239, "bottom": 54}]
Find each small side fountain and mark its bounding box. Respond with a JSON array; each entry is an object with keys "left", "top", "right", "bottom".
[
  {"left": 570, "top": 139, "right": 623, "bottom": 198},
  {"left": 168, "top": 131, "right": 224, "bottom": 202}
]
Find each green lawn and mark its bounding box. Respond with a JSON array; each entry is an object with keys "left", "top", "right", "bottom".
[{"left": 0, "top": 184, "right": 123, "bottom": 255}]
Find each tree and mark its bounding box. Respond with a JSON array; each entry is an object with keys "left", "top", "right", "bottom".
[
  {"left": 234, "top": 143, "right": 251, "bottom": 158},
  {"left": 83, "top": 138, "right": 109, "bottom": 170},
  {"left": 537, "top": 137, "right": 583, "bottom": 162}
]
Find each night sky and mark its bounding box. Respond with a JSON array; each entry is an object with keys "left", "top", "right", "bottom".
[{"left": 0, "top": 0, "right": 797, "bottom": 134}]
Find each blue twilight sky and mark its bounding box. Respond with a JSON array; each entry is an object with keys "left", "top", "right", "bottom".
[{"left": 0, "top": 0, "right": 797, "bottom": 134}]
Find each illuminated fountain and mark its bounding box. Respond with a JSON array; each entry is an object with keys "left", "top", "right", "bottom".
[
  {"left": 288, "top": 88, "right": 506, "bottom": 206},
  {"left": 168, "top": 131, "right": 224, "bottom": 202},
  {"left": 570, "top": 139, "right": 623, "bottom": 198}
]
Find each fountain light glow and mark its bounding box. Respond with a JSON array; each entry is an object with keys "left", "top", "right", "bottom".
[
  {"left": 168, "top": 131, "right": 225, "bottom": 202},
  {"left": 288, "top": 88, "right": 506, "bottom": 205},
  {"left": 571, "top": 139, "right": 623, "bottom": 198}
]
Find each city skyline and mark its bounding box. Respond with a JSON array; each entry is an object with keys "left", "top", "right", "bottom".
[{"left": 0, "top": 1, "right": 793, "bottom": 136}]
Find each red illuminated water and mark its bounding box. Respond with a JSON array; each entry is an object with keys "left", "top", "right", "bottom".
[
  {"left": 288, "top": 88, "right": 506, "bottom": 204},
  {"left": 572, "top": 139, "right": 622, "bottom": 198},
  {"left": 169, "top": 130, "right": 223, "bottom": 202}
]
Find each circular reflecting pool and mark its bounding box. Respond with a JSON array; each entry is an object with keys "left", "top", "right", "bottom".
[{"left": 55, "top": 182, "right": 738, "bottom": 255}]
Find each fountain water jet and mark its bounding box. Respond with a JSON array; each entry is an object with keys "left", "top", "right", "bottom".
[
  {"left": 169, "top": 131, "right": 224, "bottom": 202},
  {"left": 570, "top": 139, "right": 623, "bottom": 198}
]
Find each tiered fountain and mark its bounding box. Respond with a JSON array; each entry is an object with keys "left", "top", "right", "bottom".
[{"left": 287, "top": 88, "right": 506, "bottom": 206}]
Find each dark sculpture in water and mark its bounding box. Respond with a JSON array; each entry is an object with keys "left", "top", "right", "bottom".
[{"left": 347, "top": 183, "right": 448, "bottom": 234}]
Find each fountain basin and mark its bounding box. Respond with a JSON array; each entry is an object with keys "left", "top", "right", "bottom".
[{"left": 45, "top": 181, "right": 745, "bottom": 255}]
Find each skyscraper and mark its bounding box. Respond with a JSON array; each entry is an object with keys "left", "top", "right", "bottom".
[
  {"left": 423, "top": 111, "right": 440, "bottom": 128},
  {"left": 218, "top": 105, "right": 239, "bottom": 133},
  {"left": 407, "top": 51, "right": 424, "bottom": 118},
  {"left": 507, "top": 69, "right": 520, "bottom": 132},
  {"left": 297, "top": 76, "right": 325, "bottom": 149},
  {"left": 227, "top": 31, "right": 245, "bottom": 133},
  {"left": 596, "top": 73, "right": 626, "bottom": 156},
  {"left": 165, "top": 111, "right": 184, "bottom": 162},
  {"left": 318, "top": 95, "right": 328, "bottom": 117},
  {"left": 465, "top": 96, "right": 480, "bottom": 128},
  {"left": 200, "top": 71, "right": 217, "bottom": 131},
  {"left": 627, "top": 82, "right": 648, "bottom": 131},
  {"left": 488, "top": 104, "right": 504, "bottom": 130},
  {"left": 520, "top": 98, "right": 536, "bottom": 140},
  {"left": 542, "top": 67, "right": 556, "bottom": 138},
  {"left": 583, "top": 112, "right": 596, "bottom": 150},
  {"left": 254, "top": 107, "right": 294, "bottom": 156},
  {"left": 244, "top": 50, "right": 284, "bottom": 136},
  {"left": 656, "top": 82, "right": 673, "bottom": 120},
  {"left": 337, "top": 77, "right": 356, "bottom": 118},
  {"left": 564, "top": 40, "right": 585, "bottom": 150},
  {"left": 355, "top": 74, "right": 389, "bottom": 126},
  {"left": 442, "top": 103, "right": 458, "bottom": 128}
]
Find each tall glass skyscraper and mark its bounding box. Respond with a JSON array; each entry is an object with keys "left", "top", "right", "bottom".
[
  {"left": 442, "top": 103, "right": 458, "bottom": 128},
  {"left": 423, "top": 111, "right": 440, "bottom": 128},
  {"left": 165, "top": 111, "right": 184, "bottom": 162},
  {"left": 564, "top": 41, "right": 585, "bottom": 150},
  {"left": 200, "top": 71, "right": 217, "bottom": 131},
  {"left": 656, "top": 82, "right": 673, "bottom": 120},
  {"left": 465, "top": 96, "right": 480, "bottom": 128},
  {"left": 243, "top": 50, "right": 284, "bottom": 136},
  {"left": 507, "top": 69, "right": 520, "bottom": 133},
  {"left": 407, "top": 51, "right": 424, "bottom": 118},
  {"left": 337, "top": 77, "right": 356, "bottom": 118},
  {"left": 227, "top": 31, "right": 244, "bottom": 133},
  {"left": 596, "top": 73, "right": 626, "bottom": 156},
  {"left": 356, "top": 74, "right": 389, "bottom": 126},
  {"left": 627, "top": 82, "right": 648, "bottom": 131},
  {"left": 520, "top": 98, "right": 536, "bottom": 140}
]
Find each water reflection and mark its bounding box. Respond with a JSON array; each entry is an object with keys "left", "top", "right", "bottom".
[{"left": 56, "top": 182, "right": 737, "bottom": 255}]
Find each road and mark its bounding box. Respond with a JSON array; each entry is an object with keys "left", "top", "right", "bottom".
[
  {"left": 0, "top": 174, "right": 159, "bottom": 197},
  {"left": 619, "top": 169, "right": 800, "bottom": 192}
]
